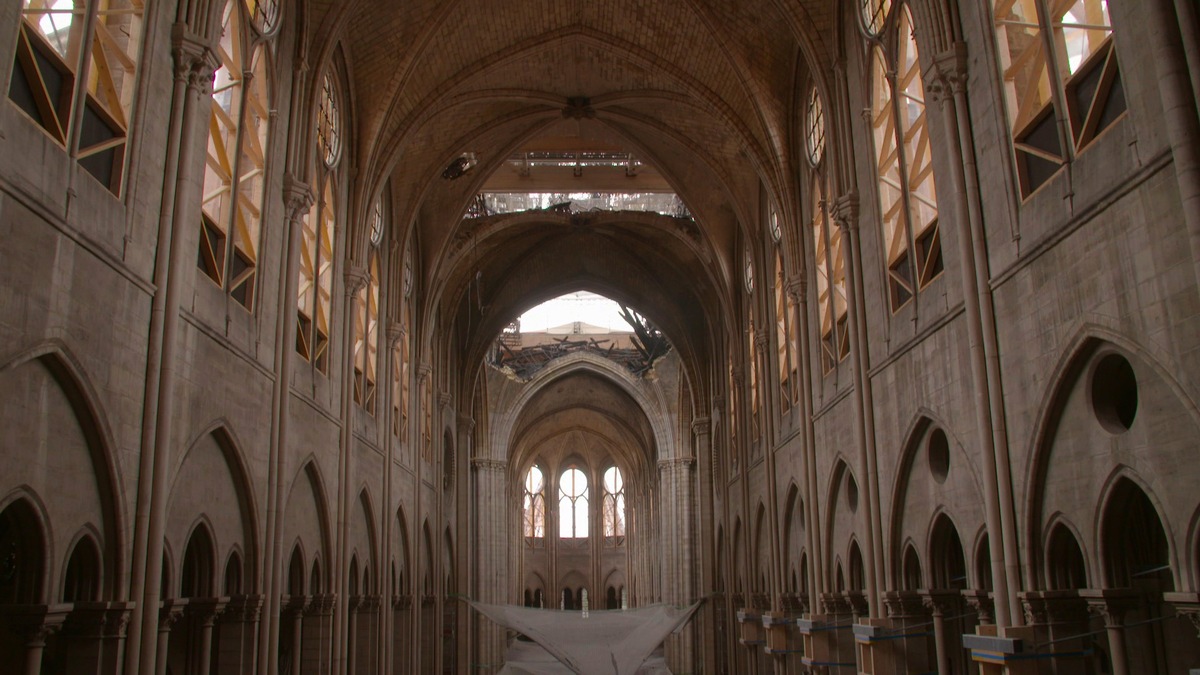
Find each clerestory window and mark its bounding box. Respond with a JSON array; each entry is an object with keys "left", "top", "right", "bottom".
[
  {"left": 198, "top": 1, "right": 277, "bottom": 310},
  {"left": 353, "top": 247, "right": 380, "bottom": 412},
  {"left": 9, "top": 0, "right": 146, "bottom": 194},
  {"left": 989, "top": 0, "right": 1126, "bottom": 197},
  {"left": 865, "top": 3, "right": 943, "bottom": 312},
  {"left": 392, "top": 251, "right": 412, "bottom": 438},
  {"left": 296, "top": 70, "right": 342, "bottom": 373}
]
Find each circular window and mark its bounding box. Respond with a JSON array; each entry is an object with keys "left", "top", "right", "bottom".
[
  {"left": 744, "top": 250, "right": 755, "bottom": 293},
  {"left": 317, "top": 73, "right": 341, "bottom": 167},
  {"left": 805, "top": 86, "right": 825, "bottom": 166},
  {"left": 369, "top": 198, "right": 383, "bottom": 246},
  {"left": 928, "top": 428, "right": 950, "bottom": 483},
  {"left": 845, "top": 473, "right": 859, "bottom": 513},
  {"left": 860, "top": 0, "right": 891, "bottom": 36},
  {"left": 1091, "top": 353, "right": 1138, "bottom": 433},
  {"left": 245, "top": 0, "right": 281, "bottom": 35}
]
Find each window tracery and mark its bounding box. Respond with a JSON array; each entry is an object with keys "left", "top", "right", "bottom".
[
  {"left": 805, "top": 86, "right": 825, "bottom": 166},
  {"left": 523, "top": 465, "right": 546, "bottom": 544},
  {"left": 602, "top": 466, "right": 625, "bottom": 543},
  {"left": 353, "top": 251, "right": 380, "bottom": 411},
  {"left": 866, "top": 3, "right": 943, "bottom": 312},
  {"left": 317, "top": 72, "right": 341, "bottom": 167},
  {"left": 10, "top": 0, "right": 146, "bottom": 194},
  {"left": 558, "top": 467, "right": 589, "bottom": 539},
  {"left": 990, "top": 0, "right": 1126, "bottom": 196},
  {"left": 198, "top": 1, "right": 275, "bottom": 310}
]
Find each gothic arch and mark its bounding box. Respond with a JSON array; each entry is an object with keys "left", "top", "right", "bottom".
[
  {"left": 0, "top": 342, "right": 126, "bottom": 597},
  {"left": 1042, "top": 515, "right": 1089, "bottom": 590},
  {"left": 394, "top": 505, "right": 412, "bottom": 595},
  {"left": 284, "top": 459, "right": 335, "bottom": 595},
  {"left": 168, "top": 422, "right": 261, "bottom": 593},
  {"left": 1094, "top": 468, "right": 1177, "bottom": 589},
  {"left": 61, "top": 525, "right": 104, "bottom": 602},
  {"left": 1024, "top": 327, "right": 1200, "bottom": 585},
  {"left": 0, "top": 492, "right": 50, "bottom": 604}
]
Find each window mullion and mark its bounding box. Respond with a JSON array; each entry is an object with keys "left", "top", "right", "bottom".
[
  {"left": 64, "top": 0, "right": 99, "bottom": 160},
  {"left": 1033, "top": 0, "right": 1075, "bottom": 161},
  {"left": 888, "top": 67, "right": 919, "bottom": 298}
]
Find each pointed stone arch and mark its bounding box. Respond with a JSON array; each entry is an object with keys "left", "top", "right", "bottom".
[
  {"left": 0, "top": 342, "right": 126, "bottom": 597},
  {"left": 284, "top": 459, "right": 335, "bottom": 596}
]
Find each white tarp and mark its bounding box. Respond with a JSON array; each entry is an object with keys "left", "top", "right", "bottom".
[{"left": 464, "top": 600, "right": 701, "bottom": 675}]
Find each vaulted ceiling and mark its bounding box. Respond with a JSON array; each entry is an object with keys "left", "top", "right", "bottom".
[{"left": 301, "top": 0, "right": 844, "bottom": 382}]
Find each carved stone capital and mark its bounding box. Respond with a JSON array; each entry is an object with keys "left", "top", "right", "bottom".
[
  {"left": 61, "top": 601, "right": 135, "bottom": 639},
  {"left": 923, "top": 42, "right": 969, "bottom": 103},
  {"left": 1019, "top": 590, "right": 1087, "bottom": 626},
  {"left": 471, "top": 458, "right": 507, "bottom": 473},
  {"left": 171, "top": 24, "right": 219, "bottom": 93},
  {"left": 657, "top": 457, "right": 696, "bottom": 472},
  {"left": 283, "top": 174, "right": 315, "bottom": 221},
  {"left": 831, "top": 193, "right": 859, "bottom": 231},
  {"left": 1081, "top": 589, "right": 1141, "bottom": 627},
  {"left": 785, "top": 277, "right": 807, "bottom": 302},
  {"left": 883, "top": 590, "right": 929, "bottom": 619},
  {"left": 219, "top": 595, "right": 264, "bottom": 624},
  {"left": 753, "top": 330, "right": 769, "bottom": 350},
  {"left": 960, "top": 589, "right": 994, "bottom": 625},
  {"left": 1164, "top": 593, "right": 1200, "bottom": 638},
  {"left": 386, "top": 321, "right": 404, "bottom": 347},
  {"left": 344, "top": 265, "right": 369, "bottom": 297},
  {"left": 282, "top": 594, "right": 310, "bottom": 617},
  {"left": 1, "top": 604, "right": 71, "bottom": 646},
  {"left": 691, "top": 416, "right": 711, "bottom": 437},
  {"left": 158, "top": 598, "right": 189, "bottom": 632},
  {"left": 920, "top": 589, "right": 961, "bottom": 617},
  {"left": 184, "top": 597, "right": 227, "bottom": 627}
]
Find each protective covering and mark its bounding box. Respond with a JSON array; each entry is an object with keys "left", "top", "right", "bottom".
[{"left": 465, "top": 599, "right": 701, "bottom": 675}]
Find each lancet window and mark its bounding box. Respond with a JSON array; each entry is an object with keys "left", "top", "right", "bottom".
[
  {"left": 865, "top": 3, "right": 943, "bottom": 312},
  {"left": 297, "top": 70, "right": 343, "bottom": 372},
  {"left": 393, "top": 253, "right": 412, "bottom": 438},
  {"left": 602, "top": 466, "right": 625, "bottom": 543},
  {"left": 9, "top": 0, "right": 146, "bottom": 194},
  {"left": 353, "top": 247, "right": 380, "bottom": 411},
  {"left": 804, "top": 84, "right": 849, "bottom": 373},
  {"left": 989, "top": 0, "right": 1126, "bottom": 196},
  {"left": 748, "top": 320, "right": 760, "bottom": 443},
  {"left": 558, "top": 467, "right": 589, "bottom": 539},
  {"left": 198, "top": 0, "right": 277, "bottom": 310},
  {"left": 523, "top": 465, "right": 546, "bottom": 544},
  {"left": 771, "top": 211, "right": 798, "bottom": 411}
]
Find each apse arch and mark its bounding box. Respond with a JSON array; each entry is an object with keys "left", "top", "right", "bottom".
[{"left": 0, "top": 342, "right": 126, "bottom": 596}]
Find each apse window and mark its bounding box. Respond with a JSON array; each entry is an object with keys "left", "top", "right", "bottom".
[
  {"left": 559, "top": 467, "right": 589, "bottom": 539},
  {"left": 990, "top": 0, "right": 1126, "bottom": 197},
  {"left": 523, "top": 465, "right": 546, "bottom": 544},
  {"left": 602, "top": 466, "right": 626, "bottom": 545},
  {"left": 9, "top": 0, "right": 146, "bottom": 195}
]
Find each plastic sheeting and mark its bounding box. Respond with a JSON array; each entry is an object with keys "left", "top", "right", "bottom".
[{"left": 465, "top": 599, "right": 701, "bottom": 675}]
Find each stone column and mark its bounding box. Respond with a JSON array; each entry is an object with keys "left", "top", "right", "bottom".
[
  {"left": 691, "top": 416, "right": 717, "bottom": 673},
  {"left": 155, "top": 600, "right": 188, "bottom": 675},
  {"left": 215, "top": 595, "right": 262, "bottom": 675},
  {"left": 281, "top": 596, "right": 309, "bottom": 675},
  {"left": 473, "top": 458, "right": 508, "bottom": 671},
  {"left": 1082, "top": 590, "right": 1140, "bottom": 675},
  {"left": 832, "top": 194, "right": 885, "bottom": 618},
  {"left": 922, "top": 590, "right": 962, "bottom": 675},
  {"left": 3, "top": 605, "right": 69, "bottom": 675},
  {"left": 186, "top": 599, "right": 228, "bottom": 675},
  {"left": 302, "top": 594, "right": 335, "bottom": 675},
  {"left": 658, "top": 457, "right": 696, "bottom": 672},
  {"left": 1020, "top": 591, "right": 1089, "bottom": 675},
  {"left": 128, "top": 28, "right": 220, "bottom": 675},
  {"left": 60, "top": 601, "right": 134, "bottom": 675}
]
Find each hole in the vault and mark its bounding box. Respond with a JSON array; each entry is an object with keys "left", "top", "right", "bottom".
[{"left": 488, "top": 291, "right": 671, "bottom": 381}]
